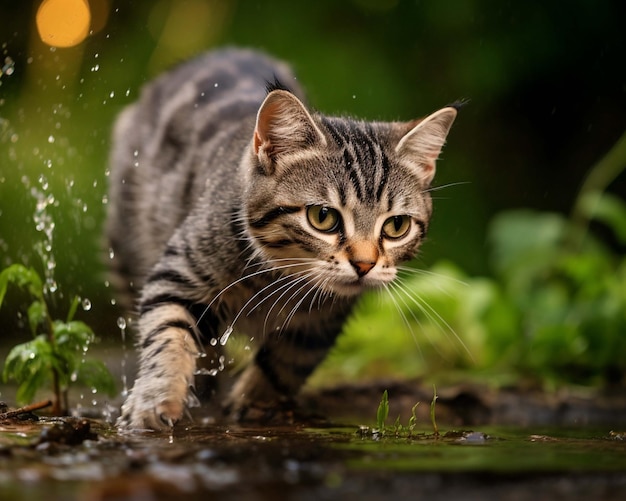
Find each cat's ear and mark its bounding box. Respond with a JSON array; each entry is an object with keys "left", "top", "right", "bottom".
[
  {"left": 253, "top": 90, "right": 326, "bottom": 174},
  {"left": 395, "top": 107, "right": 457, "bottom": 184}
]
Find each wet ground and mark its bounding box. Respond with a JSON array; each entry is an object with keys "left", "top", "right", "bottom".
[{"left": 1, "top": 381, "right": 626, "bottom": 501}]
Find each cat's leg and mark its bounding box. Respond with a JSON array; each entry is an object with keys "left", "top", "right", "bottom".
[
  {"left": 223, "top": 328, "right": 340, "bottom": 420},
  {"left": 117, "top": 302, "right": 203, "bottom": 429}
]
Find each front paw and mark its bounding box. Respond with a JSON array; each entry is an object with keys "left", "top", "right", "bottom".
[
  {"left": 222, "top": 364, "right": 287, "bottom": 421},
  {"left": 117, "top": 378, "right": 198, "bottom": 431}
]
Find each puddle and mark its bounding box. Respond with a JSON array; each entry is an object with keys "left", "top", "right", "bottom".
[{"left": 1, "top": 415, "right": 625, "bottom": 501}]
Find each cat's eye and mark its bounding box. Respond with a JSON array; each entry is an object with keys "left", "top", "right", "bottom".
[
  {"left": 307, "top": 205, "right": 341, "bottom": 233},
  {"left": 382, "top": 215, "right": 411, "bottom": 239}
]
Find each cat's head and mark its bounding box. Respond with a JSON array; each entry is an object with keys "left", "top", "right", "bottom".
[{"left": 243, "top": 89, "right": 457, "bottom": 297}]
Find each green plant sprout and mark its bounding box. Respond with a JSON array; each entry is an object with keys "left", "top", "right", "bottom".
[
  {"left": 369, "top": 388, "right": 436, "bottom": 439},
  {"left": 430, "top": 384, "right": 439, "bottom": 436},
  {"left": 0, "top": 264, "right": 115, "bottom": 415},
  {"left": 375, "top": 389, "right": 389, "bottom": 431}
]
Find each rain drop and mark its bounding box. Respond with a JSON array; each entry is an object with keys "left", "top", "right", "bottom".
[{"left": 82, "top": 298, "right": 92, "bottom": 311}]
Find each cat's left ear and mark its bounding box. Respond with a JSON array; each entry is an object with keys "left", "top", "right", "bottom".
[
  {"left": 253, "top": 90, "right": 327, "bottom": 175},
  {"left": 395, "top": 107, "right": 457, "bottom": 184}
]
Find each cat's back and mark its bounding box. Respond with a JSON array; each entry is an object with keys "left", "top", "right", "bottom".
[
  {"left": 107, "top": 49, "right": 301, "bottom": 302},
  {"left": 112, "top": 49, "right": 302, "bottom": 169}
]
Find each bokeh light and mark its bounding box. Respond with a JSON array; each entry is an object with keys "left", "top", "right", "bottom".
[{"left": 36, "top": 0, "right": 91, "bottom": 48}]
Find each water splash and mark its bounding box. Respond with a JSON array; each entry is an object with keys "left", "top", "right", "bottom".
[
  {"left": 117, "top": 316, "right": 129, "bottom": 398},
  {"left": 28, "top": 175, "right": 59, "bottom": 294},
  {"left": 220, "top": 325, "right": 233, "bottom": 346},
  {"left": 194, "top": 354, "right": 225, "bottom": 377},
  {"left": 0, "top": 56, "right": 14, "bottom": 83}
]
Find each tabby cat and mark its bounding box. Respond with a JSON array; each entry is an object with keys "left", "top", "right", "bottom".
[{"left": 107, "top": 48, "right": 458, "bottom": 430}]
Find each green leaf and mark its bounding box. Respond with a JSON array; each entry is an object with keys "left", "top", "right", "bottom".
[
  {"left": 53, "top": 320, "right": 95, "bottom": 352},
  {"left": 15, "top": 368, "right": 48, "bottom": 405},
  {"left": 2, "top": 336, "right": 54, "bottom": 403},
  {"left": 489, "top": 210, "right": 566, "bottom": 277},
  {"left": 580, "top": 191, "right": 626, "bottom": 244},
  {"left": 408, "top": 402, "right": 419, "bottom": 431},
  {"left": 0, "top": 264, "right": 44, "bottom": 308},
  {"left": 376, "top": 390, "right": 389, "bottom": 430},
  {"left": 66, "top": 295, "right": 80, "bottom": 323},
  {"left": 27, "top": 300, "right": 48, "bottom": 337}
]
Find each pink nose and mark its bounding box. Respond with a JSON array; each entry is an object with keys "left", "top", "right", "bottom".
[{"left": 350, "top": 260, "right": 375, "bottom": 278}]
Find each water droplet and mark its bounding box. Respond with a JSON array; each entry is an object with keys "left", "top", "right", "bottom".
[
  {"left": 220, "top": 326, "right": 233, "bottom": 346},
  {"left": 82, "top": 298, "right": 92, "bottom": 311},
  {"left": 109, "top": 90, "right": 115, "bottom": 98},
  {"left": 209, "top": 337, "right": 217, "bottom": 346},
  {"left": 213, "top": 82, "right": 218, "bottom": 88},
  {"left": 109, "top": 248, "right": 115, "bottom": 259},
  {"left": 48, "top": 135, "right": 55, "bottom": 143},
  {"left": 195, "top": 368, "right": 219, "bottom": 376},
  {"left": 116, "top": 316, "right": 127, "bottom": 330}
]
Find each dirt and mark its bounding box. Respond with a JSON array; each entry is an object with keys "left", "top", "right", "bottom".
[{"left": 2, "top": 380, "right": 626, "bottom": 500}]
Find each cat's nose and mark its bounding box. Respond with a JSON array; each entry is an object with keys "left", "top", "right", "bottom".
[{"left": 350, "top": 260, "right": 375, "bottom": 278}]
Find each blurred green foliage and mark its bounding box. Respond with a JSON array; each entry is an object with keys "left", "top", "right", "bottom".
[
  {"left": 1, "top": 264, "right": 115, "bottom": 412},
  {"left": 0, "top": 1, "right": 625, "bottom": 391}
]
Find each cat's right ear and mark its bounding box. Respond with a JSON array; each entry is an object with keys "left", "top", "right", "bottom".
[
  {"left": 395, "top": 106, "right": 457, "bottom": 185},
  {"left": 253, "top": 90, "right": 326, "bottom": 175}
]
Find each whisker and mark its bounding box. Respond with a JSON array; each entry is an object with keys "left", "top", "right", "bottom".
[
  {"left": 422, "top": 181, "right": 471, "bottom": 194},
  {"left": 396, "top": 265, "right": 468, "bottom": 288},
  {"left": 386, "top": 280, "right": 447, "bottom": 359},
  {"left": 279, "top": 271, "right": 329, "bottom": 333},
  {"left": 380, "top": 283, "right": 426, "bottom": 363},
  {"left": 391, "top": 278, "right": 474, "bottom": 361},
  {"left": 195, "top": 259, "right": 315, "bottom": 327},
  {"left": 223, "top": 268, "right": 315, "bottom": 338},
  {"left": 262, "top": 270, "right": 319, "bottom": 334}
]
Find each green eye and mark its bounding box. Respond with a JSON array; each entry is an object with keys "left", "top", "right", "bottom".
[
  {"left": 307, "top": 205, "right": 340, "bottom": 233},
  {"left": 382, "top": 215, "right": 411, "bottom": 239}
]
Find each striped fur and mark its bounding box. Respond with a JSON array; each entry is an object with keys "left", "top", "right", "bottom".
[{"left": 107, "top": 48, "right": 457, "bottom": 430}]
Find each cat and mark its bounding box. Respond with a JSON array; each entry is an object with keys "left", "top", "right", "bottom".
[{"left": 107, "top": 48, "right": 459, "bottom": 430}]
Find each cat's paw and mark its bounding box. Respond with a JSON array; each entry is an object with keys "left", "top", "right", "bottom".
[
  {"left": 116, "top": 396, "right": 181, "bottom": 431},
  {"left": 222, "top": 364, "right": 287, "bottom": 422},
  {"left": 116, "top": 378, "right": 198, "bottom": 431}
]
